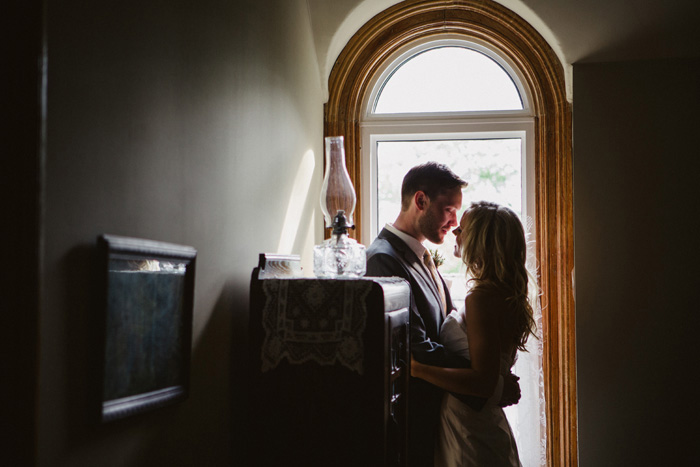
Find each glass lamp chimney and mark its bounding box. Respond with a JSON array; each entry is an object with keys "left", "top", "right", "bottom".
[{"left": 320, "top": 136, "right": 356, "bottom": 228}]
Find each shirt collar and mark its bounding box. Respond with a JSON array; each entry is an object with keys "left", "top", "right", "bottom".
[{"left": 384, "top": 223, "right": 428, "bottom": 261}]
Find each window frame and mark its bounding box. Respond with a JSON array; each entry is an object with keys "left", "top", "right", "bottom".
[
  {"left": 361, "top": 118, "right": 535, "bottom": 243},
  {"left": 324, "top": 1, "right": 576, "bottom": 465}
]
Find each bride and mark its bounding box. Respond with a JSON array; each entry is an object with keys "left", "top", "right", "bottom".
[{"left": 411, "top": 201, "right": 538, "bottom": 467}]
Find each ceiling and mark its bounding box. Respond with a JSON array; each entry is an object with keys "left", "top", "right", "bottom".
[
  {"left": 307, "top": 0, "right": 700, "bottom": 99},
  {"left": 518, "top": 0, "right": 700, "bottom": 63}
]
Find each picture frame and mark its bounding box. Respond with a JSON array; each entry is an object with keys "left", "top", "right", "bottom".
[{"left": 97, "top": 234, "right": 196, "bottom": 422}]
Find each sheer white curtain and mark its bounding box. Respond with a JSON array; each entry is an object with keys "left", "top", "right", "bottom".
[
  {"left": 503, "top": 230, "right": 547, "bottom": 467},
  {"left": 504, "top": 306, "right": 546, "bottom": 466}
]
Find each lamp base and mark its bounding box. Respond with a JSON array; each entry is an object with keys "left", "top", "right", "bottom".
[{"left": 313, "top": 234, "right": 366, "bottom": 278}]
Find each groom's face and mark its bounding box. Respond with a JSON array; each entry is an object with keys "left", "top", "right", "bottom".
[{"left": 418, "top": 187, "right": 462, "bottom": 244}]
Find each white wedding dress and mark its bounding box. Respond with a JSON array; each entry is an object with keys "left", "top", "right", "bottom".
[{"left": 434, "top": 309, "right": 522, "bottom": 467}]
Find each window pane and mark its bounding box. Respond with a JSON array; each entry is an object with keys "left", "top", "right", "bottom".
[
  {"left": 374, "top": 47, "right": 523, "bottom": 114},
  {"left": 376, "top": 139, "right": 522, "bottom": 300}
]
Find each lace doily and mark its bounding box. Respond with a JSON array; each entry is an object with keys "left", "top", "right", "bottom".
[{"left": 260, "top": 279, "right": 373, "bottom": 375}]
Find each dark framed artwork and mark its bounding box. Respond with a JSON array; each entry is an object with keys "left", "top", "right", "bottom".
[{"left": 97, "top": 234, "right": 196, "bottom": 422}]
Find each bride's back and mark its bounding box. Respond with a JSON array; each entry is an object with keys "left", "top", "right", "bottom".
[
  {"left": 464, "top": 286, "right": 519, "bottom": 363},
  {"left": 458, "top": 201, "right": 538, "bottom": 354}
]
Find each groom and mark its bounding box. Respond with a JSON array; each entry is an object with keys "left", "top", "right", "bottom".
[{"left": 366, "top": 162, "right": 519, "bottom": 466}]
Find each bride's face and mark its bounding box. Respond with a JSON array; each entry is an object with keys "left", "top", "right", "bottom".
[{"left": 452, "top": 211, "right": 470, "bottom": 258}]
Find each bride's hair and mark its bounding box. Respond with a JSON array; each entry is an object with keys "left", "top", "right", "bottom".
[{"left": 460, "top": 201, "right": 538, "bottom": 351}]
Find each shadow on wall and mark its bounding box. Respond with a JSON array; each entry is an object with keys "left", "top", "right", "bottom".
[
  {"left": 58, "top": 243, "right": 248, "bottom": 466},
  {"left": 59, "top": 244, "right": 177, "bottom": 461},
  {"left": 63, "top": 244, "right": 102, "bottom": 448},
  {"left": 137, "top": 279, "right": 247, "bottom": 466},
  {"left": 54, "top": 148, "right": 321, "bottom": 464}
]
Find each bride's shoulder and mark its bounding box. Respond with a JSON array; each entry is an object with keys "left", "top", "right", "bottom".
[
  {"left": 465, "top": 287, "right": 500, "bottom": 303},
  {"left": 465, "top": 287, "right": 508, "bottom": 315}
]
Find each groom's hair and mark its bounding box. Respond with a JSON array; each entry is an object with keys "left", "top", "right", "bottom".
[{"left": 401, "top": 162, "right": 467, "bottom": 211}]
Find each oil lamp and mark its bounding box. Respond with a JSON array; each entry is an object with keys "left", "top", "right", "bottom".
[{"left": 313, "top": 136, "right": 366, "bottom": 278}]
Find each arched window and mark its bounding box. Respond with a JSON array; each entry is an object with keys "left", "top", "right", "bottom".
[
  {"left": 373, "top": 44, "right": 524, "bottom": 113},
  {"left": 325, "top": 1, "right": 576, "bottom": 466}
]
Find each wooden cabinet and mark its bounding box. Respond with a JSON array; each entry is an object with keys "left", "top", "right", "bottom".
[{"left": 249, "top": 256, "right": 410, "bottom": 466}]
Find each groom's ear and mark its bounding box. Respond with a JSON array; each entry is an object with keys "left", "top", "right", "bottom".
[{"left": 415, "top": 191, "right": 429, "bottom": 211}]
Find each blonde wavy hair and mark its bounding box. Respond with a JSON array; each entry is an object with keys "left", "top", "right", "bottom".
[{"left": 460, "top": 201, "right": 538, "bottom": 351}]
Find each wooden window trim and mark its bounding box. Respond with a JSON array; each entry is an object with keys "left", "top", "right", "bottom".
[{"left": 324, "top": 1, "right": 576, "bottom": 465}]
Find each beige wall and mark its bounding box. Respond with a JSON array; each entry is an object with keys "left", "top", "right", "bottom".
[
  {"left": 37, "top": 1, "right": 323, "bottom": 465},
  {"left": 573, "top": 58, "right": 700, "bottom": 465}
]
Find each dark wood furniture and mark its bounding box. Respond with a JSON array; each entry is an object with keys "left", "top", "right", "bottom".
[{"left": 249, "top": 254, "right": 410, "bottom": 466}]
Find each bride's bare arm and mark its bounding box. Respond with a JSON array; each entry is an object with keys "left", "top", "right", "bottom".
[{"left": 411, "top": 291, "right": 501, "bottom": 398}]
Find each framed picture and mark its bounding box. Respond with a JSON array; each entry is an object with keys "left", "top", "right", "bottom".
[{"left": 97, "top": 234, "right": 196, "bottom": 422}]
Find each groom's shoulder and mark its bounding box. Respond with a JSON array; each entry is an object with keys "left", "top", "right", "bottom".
[
  {"left": 367, "top": 229, "right": 402, "bottom": 256},
  {"left": 366, "top": 231, "right": 408, "bottom": 278}
]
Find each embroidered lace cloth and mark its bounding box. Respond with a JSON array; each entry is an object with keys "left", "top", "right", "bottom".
[{"left": 260, "top": 279, "right": 372, "bottom": 374}]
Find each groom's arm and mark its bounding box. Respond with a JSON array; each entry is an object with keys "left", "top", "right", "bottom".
[
  {"left": 413, "top": 315, "right": 520, "bottom": 407},
  {"left": 368, "top": 250, "right": 519, "bottom": 408},
  {"left": 367, "top": 251, "right": 464, "bottom": 366},
  {"left": 443, "top": 279, "right": 520, "bottom": 407},
  {"left": 408, "top": 300, "right": 468, "bottom": 367}
]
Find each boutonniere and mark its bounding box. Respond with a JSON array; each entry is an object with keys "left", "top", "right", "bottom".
[{"left": 429, "top": 248, "right": 445, "bottom": 269}]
